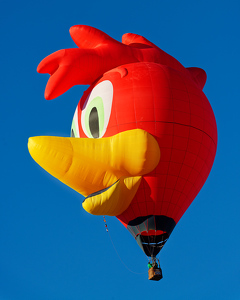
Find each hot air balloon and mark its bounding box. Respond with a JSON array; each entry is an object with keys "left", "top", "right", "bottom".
[{"left": 28, "top": 25, "right": 217, "bottom": 281}]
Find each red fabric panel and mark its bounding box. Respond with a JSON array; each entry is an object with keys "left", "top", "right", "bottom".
[{"left": 109, "top": 62, "right": 218, "bottom": 227}]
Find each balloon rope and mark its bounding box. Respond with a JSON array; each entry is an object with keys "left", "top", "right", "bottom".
[{"left": 103, "top": 216, "right": 148, "bottom": 275}]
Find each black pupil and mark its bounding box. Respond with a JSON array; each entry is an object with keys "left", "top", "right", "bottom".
[{"left": 89, "top": 107, "right": 99, "bottom": 138}]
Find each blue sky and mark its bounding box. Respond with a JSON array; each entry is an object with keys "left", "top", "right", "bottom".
[{"left": 1, "top": 0, "right": 240, "bottom": 299}]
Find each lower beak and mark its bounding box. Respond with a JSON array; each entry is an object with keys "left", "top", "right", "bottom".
[{"left": 28, "top": 129, "right": 160, "bottom": 216}]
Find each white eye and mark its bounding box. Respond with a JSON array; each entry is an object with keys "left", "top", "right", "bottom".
[
  {"left": 71, "top": 106, "right": 80, "bottom": 138},
  {"left": 81, "top": 80, "right": 113, "bottom": 138}
]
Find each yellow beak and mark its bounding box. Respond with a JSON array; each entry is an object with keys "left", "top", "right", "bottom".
[{"left": 28, "top": 129, "right": 160, "bottom": 216}]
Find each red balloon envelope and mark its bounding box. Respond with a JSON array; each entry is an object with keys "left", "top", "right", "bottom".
[{"left": 29, "top": 25, "right": 217, "bottom": 261}]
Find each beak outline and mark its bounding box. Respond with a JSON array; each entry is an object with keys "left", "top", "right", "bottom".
[{"left": 28, "top": 129, "right": 160, "bottom": 216}]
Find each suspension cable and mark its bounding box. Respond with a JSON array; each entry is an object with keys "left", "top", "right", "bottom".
[{"left": 103, "top": 216, "right": 148, "bottom": 275}]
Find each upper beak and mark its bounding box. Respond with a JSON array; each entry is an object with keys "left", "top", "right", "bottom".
[{"left": 28, "top": 129, "right": 160, "bottom": 216}]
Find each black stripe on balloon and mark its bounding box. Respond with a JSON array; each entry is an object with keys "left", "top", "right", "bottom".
[{"left": 127, "top": 215, "right": 176, "bottom": 257}]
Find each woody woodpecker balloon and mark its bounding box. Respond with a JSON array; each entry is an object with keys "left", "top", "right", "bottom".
[{"left": 28, "top": 25, "right": 217, "bottom": 276}]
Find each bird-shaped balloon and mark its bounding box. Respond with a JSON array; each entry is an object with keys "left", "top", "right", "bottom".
[{"left": 28, "top": 25, "right": 217, "bottom": 278}]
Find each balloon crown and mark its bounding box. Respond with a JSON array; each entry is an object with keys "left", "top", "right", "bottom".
[{"left": 37, "top": 25, "right": 206, "bottom": 100}]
